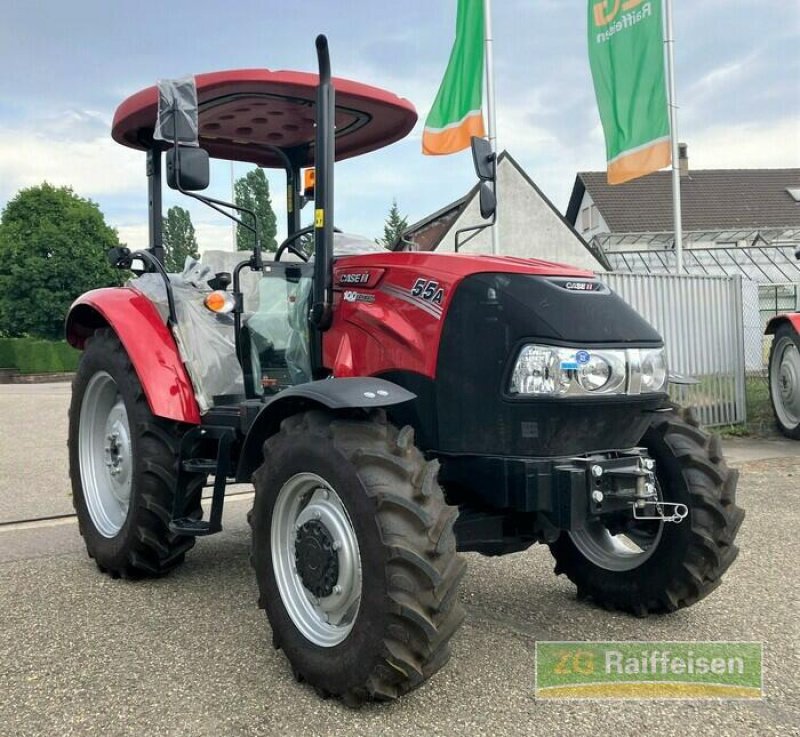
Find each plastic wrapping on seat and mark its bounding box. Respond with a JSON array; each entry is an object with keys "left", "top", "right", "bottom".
[
  {"left": 201, "top": 250, "right": 261, "bottom": 313},
  {"left": 285, "top": 277, "right": 313, "bottom": 384},
  {"left": 128, "top": 257, "right": 244, "bottom": 413}
]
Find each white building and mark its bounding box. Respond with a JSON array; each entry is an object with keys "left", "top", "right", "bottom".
[{"left": 394, "top": 151, "right": 605, "bottom": 271}]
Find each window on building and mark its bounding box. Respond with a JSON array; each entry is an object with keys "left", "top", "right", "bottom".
[
  {"left": 590, "top": 205, "right": 599, "bottom": 229},
  {"left": 581, "top": 207, "right": 590, "bottom": 232}
]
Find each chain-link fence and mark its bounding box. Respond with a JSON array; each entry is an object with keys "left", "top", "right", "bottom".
[{"left": 743, "top": 281, "right": 800, "bottom": 376}]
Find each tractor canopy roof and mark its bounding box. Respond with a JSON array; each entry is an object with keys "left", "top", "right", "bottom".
[{"left": 112, "top": 69, "right": 418, "bottom": 169}]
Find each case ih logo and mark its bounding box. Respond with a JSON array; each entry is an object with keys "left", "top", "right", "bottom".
[
  {"left": 563, "top": 281, "right": 603, "bottom": 292},
  {"left": 338, "top": 272, "right": 370, "bottom": 285}
]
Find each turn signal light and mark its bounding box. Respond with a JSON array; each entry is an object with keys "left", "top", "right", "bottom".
[{"left": 204, "top": 290, "right": 235, "bottom": 314}]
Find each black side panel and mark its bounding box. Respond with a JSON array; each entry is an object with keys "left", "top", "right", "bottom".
[
  {"left": 378, "top": 371, "right": 439, "bottom": 450},
  {"left": 435, "top": 274, "right": 665, "bottom": 456}
]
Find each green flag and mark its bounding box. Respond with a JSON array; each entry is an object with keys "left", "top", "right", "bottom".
[
  {"left": 422, "top": 0, "right": 486, "bottom": 156},
  {"left": 588, "top": 0, "right": 671, "bottom": 184}
]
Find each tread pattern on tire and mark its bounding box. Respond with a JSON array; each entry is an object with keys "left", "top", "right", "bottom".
[
  {"left": 70, "top": 328, "right": 204, "bottom": 578},
  {"left": 251, "top": 409, "right": 466, "bottom": 706},
  {"left": 550, "top": 405, "right": 745, "bottom": 615}
]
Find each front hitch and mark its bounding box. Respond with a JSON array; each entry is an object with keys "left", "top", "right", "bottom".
[{"left": 578, "top": 454, "right": 688, "bottom": 526}]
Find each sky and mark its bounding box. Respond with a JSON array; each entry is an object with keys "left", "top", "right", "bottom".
[{"left": 0, "top": 0, "right": 798, "bottom": 252}]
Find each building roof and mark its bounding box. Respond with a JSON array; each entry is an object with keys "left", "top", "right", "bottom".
[
  {"left": 605, "top": 242, "right": 800, "bottom": 284},
  {"left": 566, "top": 168, "right": 800, "bottom": 233},
  {"left": 393, "top": 193, "right": 470, "bottom": 251}
]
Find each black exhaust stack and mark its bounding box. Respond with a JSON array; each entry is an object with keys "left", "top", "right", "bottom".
[{"left": 310, "top": 34, "right": 334, "bottom": 333}]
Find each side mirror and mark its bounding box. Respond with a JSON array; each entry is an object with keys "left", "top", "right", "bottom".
[
  {"left": 479, "top": 182, "right": 496, "bottom": 220},
  {"left": 471, "top": 136, "right": 495, "bottom": 182},
  {"left": 167, "top": 146, "right": 210, "bottom": 191}
]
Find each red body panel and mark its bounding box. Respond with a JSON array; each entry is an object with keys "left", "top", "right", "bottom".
[
  {"left": 325, "top": 252, "right": 593, "bottom": 379},
  {"left": 66, "top": 288, "right": 201, "bottom": 425},
  {"left": 765, "top": 313, "right": 800, "bottom": 335}
]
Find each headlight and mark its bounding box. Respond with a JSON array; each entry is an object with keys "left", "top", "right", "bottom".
[
  {"left": 640, "top": 348, "right": 668, "bottom": 393},
  {"left": 509, "top": 344, "right": 667, "bottom": 397}
]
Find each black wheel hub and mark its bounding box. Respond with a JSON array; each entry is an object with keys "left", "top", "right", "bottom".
[{"left": 294, "top": 520, "right": 339, "bottom": 598}]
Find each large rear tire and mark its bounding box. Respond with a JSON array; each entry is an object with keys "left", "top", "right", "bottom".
[
  {"left": 549, "top": 406, "right": 744, "bottom": 615},
  {"left": 250, "top": 410, "right": 465, "bottom": 705},
  {"left": 768, "top": 324, "right": 800, "bottom": 438},
  {"left": 68, "top": 328, "right": 204, "bottom": 578}
]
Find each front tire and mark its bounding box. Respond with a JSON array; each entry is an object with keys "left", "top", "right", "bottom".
[
  {"left": 549, "top": 406, "right": 744, "bottom": 615},
  {"left": 768, "top": 324, "right": 800, "bottom": 438},
  {"left": 68, "top": 328, "right": 204, "bottom": 578},
  {"left": 250, "top": 410, "right": 465, "bottom": 705}
]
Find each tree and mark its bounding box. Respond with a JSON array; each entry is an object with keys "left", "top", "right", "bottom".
[
  {"left": 377, "top": 199, "right": 409, "bottom": 248},
  {"left": 0, "top": 183, "right": 124, "bottom": 339},
  {"left": 234, "top": 168, "right": 277, "bottom": 252},
  {"left": 162, "top": 205, "right": 199, "bottom": 272}
]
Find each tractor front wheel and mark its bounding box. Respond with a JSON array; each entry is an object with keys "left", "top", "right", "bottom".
[
  {"left": 549, "top": 406, "right": 744, "bottom": 615},
  {"left": 250, "top": 410, "right": 465, "bottom": 705},
  {"left": 68, "top": 328, "right": 204, "bottom": 578}
]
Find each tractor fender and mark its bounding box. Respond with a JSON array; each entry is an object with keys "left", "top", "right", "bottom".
[
  {"left": 765, "top": 313, "right": 800, "bottom": 336},
  {"left": 236, "top": 377, "right": 415, "bottom": 481},
  {"left": 65, "top": 287, "right": 201, "bottom": 424}
]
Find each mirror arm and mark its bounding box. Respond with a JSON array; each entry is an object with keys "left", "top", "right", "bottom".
[
  {"left": 454, "top": 209, "right": 497, "bottom": 253},
  {"left": 168, "top": 103, "right": 263, "bottom": 270}
]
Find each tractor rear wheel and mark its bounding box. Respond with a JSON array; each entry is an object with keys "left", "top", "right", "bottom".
[
  {"left": 768, "top": 324, "right": 800, "bottom": 438},
  {"left": 250, "top": 409, "right": 465, "bottom": 705},
  {"left": 68, "top": 328, "right": 204, "bottom": 578},
  {"left": 549, "top": 406, "right": 744, "bottom": 615}
]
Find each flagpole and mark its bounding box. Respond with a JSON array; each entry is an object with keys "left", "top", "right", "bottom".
[
  {"left": 664, "top": 0, "right": 683, "bottom": 274},
  {"left": 483, "top": 0, "right": 499, "bottom": 255}
]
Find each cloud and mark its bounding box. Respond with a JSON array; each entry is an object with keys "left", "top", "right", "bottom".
[
  {"left": 686, "top": 117, "right": 800, "bottom": 169},
  {"left": 0, "top": 117, "right": 142, "bottom": 204}
]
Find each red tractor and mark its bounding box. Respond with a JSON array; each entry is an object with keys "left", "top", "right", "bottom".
[
  {"left": 66, "top": 37, "right": 744, "bottom": 705},
  {"left": 766, "top": 313, "right": 800, "bottom": 437}
]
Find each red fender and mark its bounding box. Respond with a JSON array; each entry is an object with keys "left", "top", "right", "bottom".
[
  {"left": 765, "top": 313, "right": 800, "bottom": 336},
  {"left": 66, "top": 287, "right": 201, "bottom": 424}
]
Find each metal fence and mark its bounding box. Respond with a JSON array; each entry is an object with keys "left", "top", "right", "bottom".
[
  {"left": 601, "top": 272, "right": 746, "bottom": 427},
  {"left": 741, "top": 281, "right": 800, "bottom": 375}
]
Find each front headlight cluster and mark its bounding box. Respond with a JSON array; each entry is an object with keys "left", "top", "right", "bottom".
[{"left": 509, "top": 344, "right": 667, "bottom": 397}]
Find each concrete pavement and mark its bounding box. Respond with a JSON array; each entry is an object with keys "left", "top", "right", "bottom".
[{"left": 1, "top": 383, "right": 798, "bottom": 737}]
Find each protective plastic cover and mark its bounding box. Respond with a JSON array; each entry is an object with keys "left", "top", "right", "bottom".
[
  {"left": 129, "top": 258, "right": 244, "bottom": 413},
  {"left": 153, "top": 76, "right": 199, "bottom": 146}
]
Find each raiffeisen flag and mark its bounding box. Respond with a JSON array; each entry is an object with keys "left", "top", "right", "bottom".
[
  {"left": 422, "top": 0, "right": 485, "bottom": 155},
  {"left": 589, "top": 0, "right": 670, "bottom": 184}
]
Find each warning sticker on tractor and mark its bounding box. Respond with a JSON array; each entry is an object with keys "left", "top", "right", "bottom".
[{"left": 315, "top": 209, "right": 325, "bottom": 228}]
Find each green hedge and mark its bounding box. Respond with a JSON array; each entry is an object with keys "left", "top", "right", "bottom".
[{"left": 0, "top": 337, "right": 80, "bottom": 374}]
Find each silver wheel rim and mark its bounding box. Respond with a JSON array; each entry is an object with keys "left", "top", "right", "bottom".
[
  {"left": 568, "top": 489, "right": 664, "bottom": 572},
  {"left": 78, "top": 371, "right": 133, "bottom": 538},
  {"left": 271, "top": 473, "right": 362, "bottom": 647},
  {"left": 771, "top": 336, "right": 800, "bottom": 429}
]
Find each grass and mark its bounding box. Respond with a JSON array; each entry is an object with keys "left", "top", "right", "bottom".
[{"left": 717, "top": 376, "right": 777, "bottom": 438}]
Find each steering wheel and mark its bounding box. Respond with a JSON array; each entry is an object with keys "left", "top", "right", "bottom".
[{"left": 274, "top": 225, "right": 342, "bottom": 262}]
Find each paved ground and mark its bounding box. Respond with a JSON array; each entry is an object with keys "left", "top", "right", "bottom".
[{"left": 1, "top": 383, "right": 798, "bottom": 737}]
